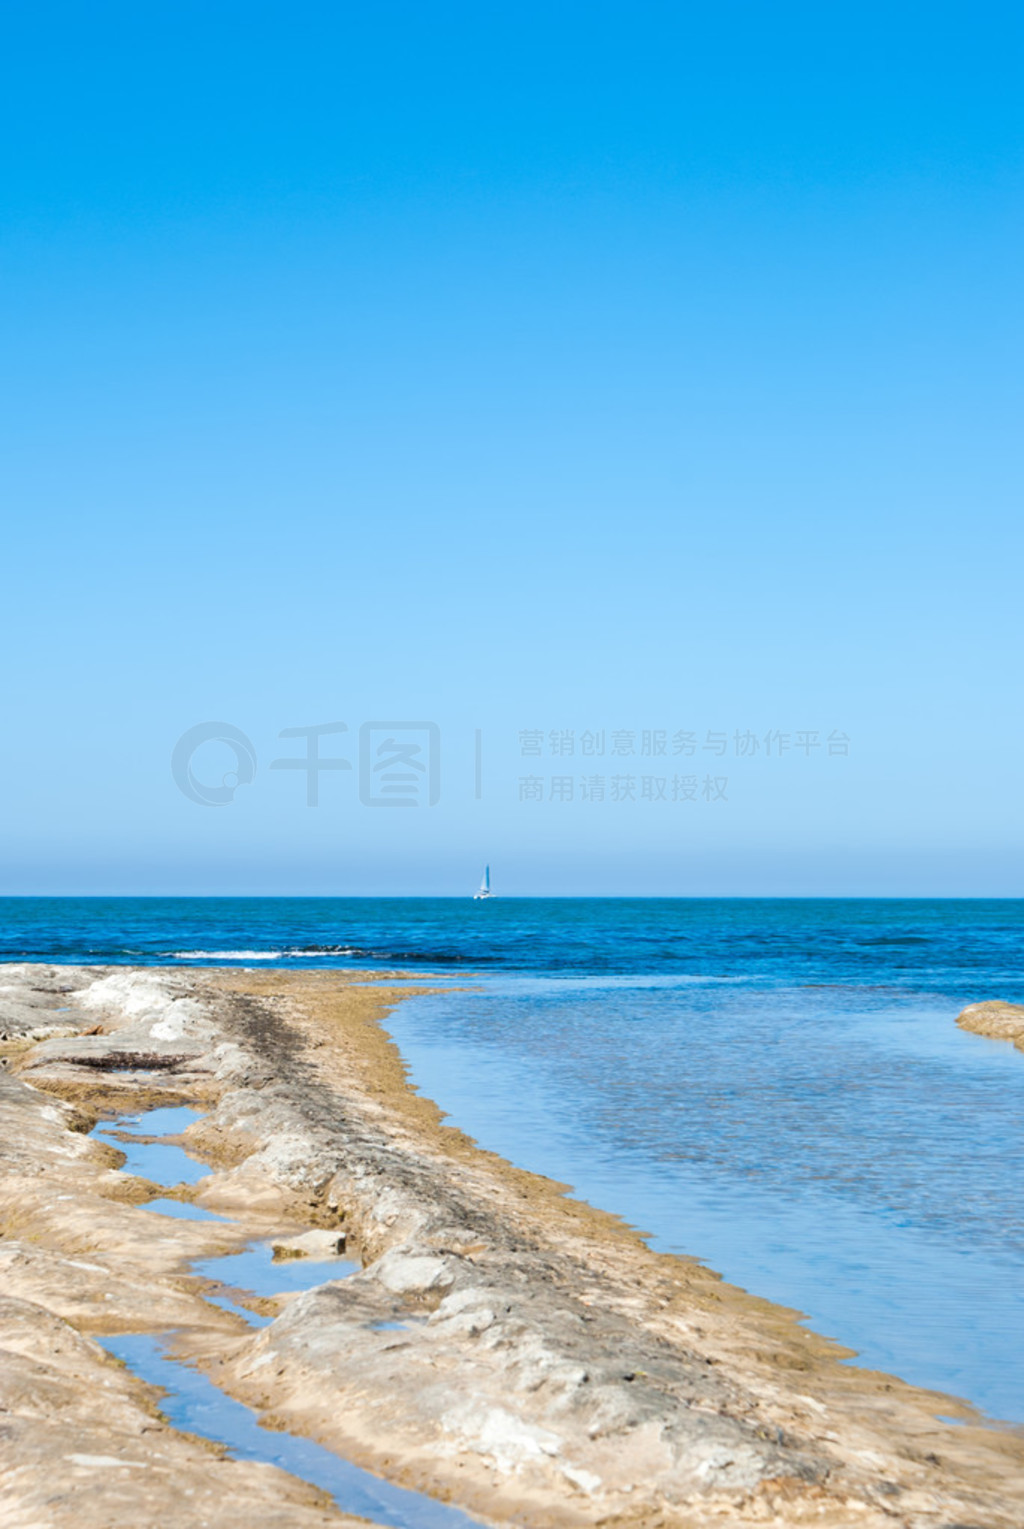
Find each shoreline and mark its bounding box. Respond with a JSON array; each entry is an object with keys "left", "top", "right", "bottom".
[
  {"left": 957, "top": 1000, "right": 1024, "bottom": 1053},
  {"left": 2, "top": 963, "right": 1023, "bottom": 1526}
]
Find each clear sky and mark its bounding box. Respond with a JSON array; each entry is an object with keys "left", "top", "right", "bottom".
[{"left": 2, "top": 2, "right": 1021, "bottom": 895}]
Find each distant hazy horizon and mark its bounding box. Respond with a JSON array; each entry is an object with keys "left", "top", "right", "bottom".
[{"left": 6, "top": 893, "right": 1024, "bottom": 900}]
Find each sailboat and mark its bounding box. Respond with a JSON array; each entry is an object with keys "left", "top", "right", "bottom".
[{"left": 473, "top": 864, "right": 493, "bottom": 900}]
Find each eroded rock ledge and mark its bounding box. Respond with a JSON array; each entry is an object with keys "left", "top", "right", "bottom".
[
  {"left": 957, "top": 1000, "right": 1024, "bottom": 1053},
  {"left": 2, "top": 963, "right": 1023, "bottom": 1528}
]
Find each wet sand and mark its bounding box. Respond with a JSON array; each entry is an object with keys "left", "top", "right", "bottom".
[{"left": 2, "top": 963, "right": 1023, "bottom": 1527}]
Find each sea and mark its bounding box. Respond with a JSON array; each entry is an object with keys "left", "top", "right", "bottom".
[{"left": 3, "top": 896, "right": 1023, "bottom": 1422}]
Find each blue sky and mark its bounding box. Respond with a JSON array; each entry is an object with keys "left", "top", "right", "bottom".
[{"left": 2, "top": 2, "right": 1021, "bottom": 894}]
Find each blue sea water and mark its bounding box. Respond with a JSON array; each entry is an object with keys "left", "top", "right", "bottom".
[{"left": 5, "top": 897, "right": 1024, "bottom": 1420}]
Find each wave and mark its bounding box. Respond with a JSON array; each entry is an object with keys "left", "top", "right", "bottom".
[{"left": 167, "top": 950, "right": 286, "bottom": 960}]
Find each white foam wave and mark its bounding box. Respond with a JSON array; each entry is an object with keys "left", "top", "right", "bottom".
[{"left": 168, "top": 950, "right": 284, "bottom": 960}]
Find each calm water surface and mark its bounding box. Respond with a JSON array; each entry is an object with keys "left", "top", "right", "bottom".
[
  {"left": 388, "top": 976, "right": 1024, "bottom": 1419},
  {"left": 8, "top": 897, "right": 1024, "bottom": 1420}
]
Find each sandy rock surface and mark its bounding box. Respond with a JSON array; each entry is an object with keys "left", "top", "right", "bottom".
[
  {"left": 0, "top": 1295, "right": 351, "bottom": 1529},
  {"left": 957, "top": 1000, "right": 1024, "bottom": 1052},
  {"left": 0, "top": 967, "right": 370, "bottom": 1528},
  {"left": 2, "top": 963, "right": 1023, "bottom": 1527}
]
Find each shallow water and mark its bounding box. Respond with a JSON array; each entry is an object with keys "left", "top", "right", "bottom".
[
  {"left": 192, "top": 1241, "right": 358, "bottom": 1327},
  {"left": 387, "top": 976, "right": 1024, "bottom": 1421},
  {"left": 100, "top": 1332, "right": 483, "bottom": 1529},
  {"left": 139, "top": 1197, "right": 228, "bottom": 1222},
  {"left": 90, "top": 1108, "right": 483, "bottom": 1529},
  {"left": 21, "top": 898, "right": 1024, "bottom": 1422},
  {"left": 115, "top": 1106, "right": 205, "bottom": 1136},
  {"left": 93, "top": 1134, "right": 208, "bottom": 1186}
]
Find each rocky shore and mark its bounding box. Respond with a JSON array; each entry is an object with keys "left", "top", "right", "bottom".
[
  {"left": 956, "top": 1000, "right": 1024, "bottom": 1053},
  {"left": 2, "top": 964, "right": 1023, "bottom": 1528}
]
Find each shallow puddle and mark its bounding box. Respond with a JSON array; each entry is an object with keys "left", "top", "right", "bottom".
[
  {"left": 93, "top": 1106, "right": 208, "bottom": 1187},
  {"left": 192, "top": 1241, "right": 358, "bottom": 1327},
  {"left": 91, "top": 1106, "right": 485, "bottom": 1529},
  {"left": 140, "top": 1197, "right": 228, "bottom": 1222},
  {"left": 100, "top": 1332, "right": 483, "bottom": 1529},
  {"left": 193, "top": 1240, "right": 358, "bottom": 1298},
  {"left": 115, "top": 1106, "right": 205, "bottom": 1136}
]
